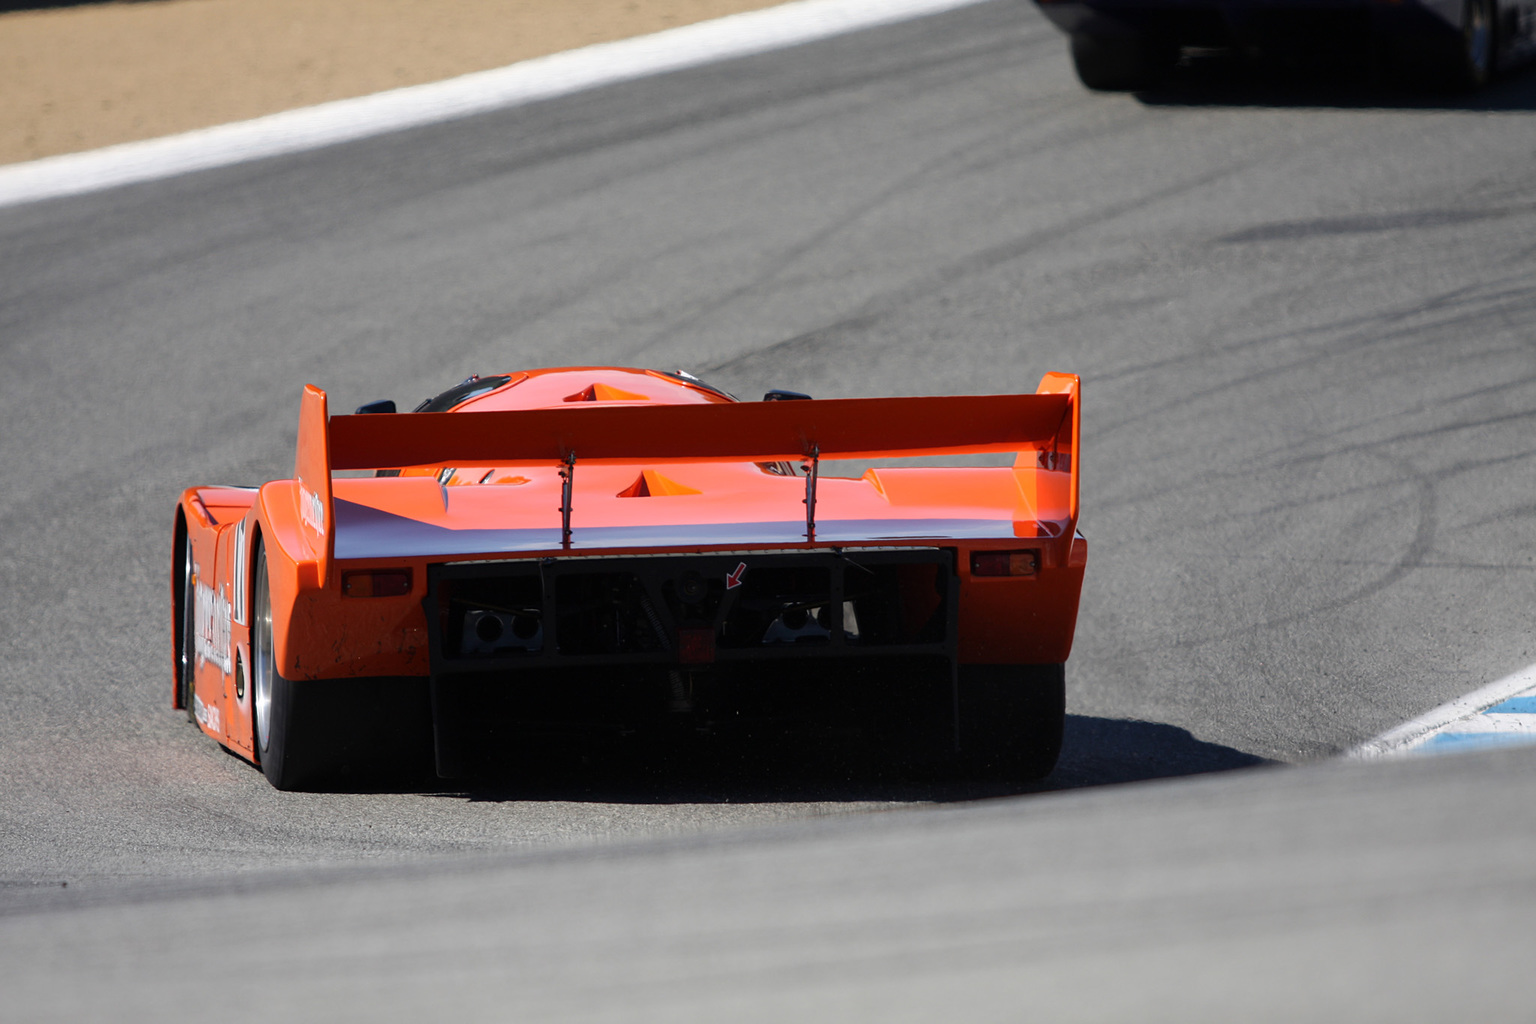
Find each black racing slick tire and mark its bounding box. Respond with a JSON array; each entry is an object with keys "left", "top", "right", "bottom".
[
  {"left": 176, "top": 521, "right": 197, "bottom": 723},
  {"left": 957, "top": 663, "right": 1066, "bottom": 783},
  {"left": 1069, "top": 32, "right": 1175, "bottom": 91},
  {"left": 251, "top": 543, "right": 318, "bottom": 790}
]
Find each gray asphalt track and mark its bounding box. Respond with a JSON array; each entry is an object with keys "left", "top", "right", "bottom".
[{"left": 3, "top": 1, "right": 1536, "bottom": 1017}]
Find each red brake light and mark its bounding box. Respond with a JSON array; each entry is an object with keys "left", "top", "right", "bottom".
[
  {"left": 970, "top": 550, "right": 1039, "bottom": 577},
  {"left": 342, "top": 569, "right": 413, "bottom": 597}
]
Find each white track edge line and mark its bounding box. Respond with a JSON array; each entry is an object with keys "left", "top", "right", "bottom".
[
  {"left": 1347, "top": 660, "right": 1536, "bottom": 758},
  {"left": 0, "top": 0, "right": 989, "bottom": 210}
]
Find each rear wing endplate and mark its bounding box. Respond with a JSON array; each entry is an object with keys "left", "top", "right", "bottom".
[{"left": 292, "top": 385, "right": 335, "bottom": 586}]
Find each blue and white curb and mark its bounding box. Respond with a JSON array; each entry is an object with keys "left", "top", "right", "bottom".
[
  {"left": 1350, "top": 662, "right": 1536, "bottom": 758},
  {"left": 0, "top": 0, "right": 988, "bottom": 210}
]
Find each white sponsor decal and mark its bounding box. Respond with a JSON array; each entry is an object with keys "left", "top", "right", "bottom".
[
  {"left": 231, "top": 520, "right": 248, "bottom": 626},
  {"left": 193, "top": 692, "right": 221, "bottom": 733},
  {"left": 300, "top": 484, "right": 326, "bottom": 535},
  {"left": 194, "top": 579, "right": 233, "bottom": 675}
]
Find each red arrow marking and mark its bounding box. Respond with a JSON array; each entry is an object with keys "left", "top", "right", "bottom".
[{"left": 725, "top": 562, "right": 747, "bottom": 590}]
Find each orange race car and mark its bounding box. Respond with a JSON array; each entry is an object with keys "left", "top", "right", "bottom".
[{"left": 172, "top": 367, "right": 1086, "bottom": 790}]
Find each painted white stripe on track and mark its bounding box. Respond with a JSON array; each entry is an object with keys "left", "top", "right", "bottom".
[
  {"left": 1348, "top": 661, "right": 1536, "bottom": 758},
  {"left": 1423, "top": 713, "right": 1536, "bottom": 736},
  {"left": 0, "top": 0, "right": 990, "bottom": 210}
]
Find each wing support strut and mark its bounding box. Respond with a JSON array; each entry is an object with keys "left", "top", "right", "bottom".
[
  {"left": 803, "top": 444, "right": 819, "bottom": 542},
  {"left": 559, "top": 451, "right": 576, "bottom": 548}
]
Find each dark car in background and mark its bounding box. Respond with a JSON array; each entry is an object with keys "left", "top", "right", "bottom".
[{"left": 1032, "top": 0, "right": 1536, "bottom": 89}]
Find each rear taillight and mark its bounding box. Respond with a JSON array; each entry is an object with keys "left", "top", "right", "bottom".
[
  {"left": 342, "top": 569, "right": 413, "bottom": 597},
  {"left": 970, "top": 550, "right": 1039, "bottom": 577}
]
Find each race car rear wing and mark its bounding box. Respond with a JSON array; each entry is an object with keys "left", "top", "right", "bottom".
[{"left": 291, "top": 374, "right": 1079, "bottom": 582}]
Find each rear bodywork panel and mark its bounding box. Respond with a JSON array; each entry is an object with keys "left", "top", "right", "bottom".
[{"left": 173, "top": 367, "right": 1087, "bottom": 776}]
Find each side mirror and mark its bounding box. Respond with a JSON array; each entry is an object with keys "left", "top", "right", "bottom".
[
  {"left": 763, "top": 389, "right": 811, "bottom": 402},
  {"left": 355, "top": 399, "right": 397, "bottom": 415}
]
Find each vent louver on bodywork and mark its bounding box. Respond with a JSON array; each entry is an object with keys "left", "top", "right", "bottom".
[
  {"left": 616, "top": 470, "right": 702, "bottom": 498},
  {"left": 564, "top": 383, "right": 652, "bottom": 403}
]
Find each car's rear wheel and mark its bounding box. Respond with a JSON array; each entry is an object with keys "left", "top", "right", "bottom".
[
  {"left": 956, "top": 663, "right": 1065, "bottom": 783},
  {"left": 176, "top": 524, "right": 197, "bottom": 723},
  {"left": 1070, "top": 32, "right": 1175, "bottom": 91},
  {"left": 252, "top": 543, "right": 316, "bottom": 790}
]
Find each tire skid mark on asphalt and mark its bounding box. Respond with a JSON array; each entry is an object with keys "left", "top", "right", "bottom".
[{"left": 1350, "top": 662, "right": 1536, "bottom": 758}]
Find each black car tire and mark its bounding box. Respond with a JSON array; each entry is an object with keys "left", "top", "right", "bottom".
[
  {"left": 176, "top": 521, "right": 197, "bottom": 723},
  {"left": 252, "top": 542, "right": 319, "bottom": 790},
  {"left": 1070, "top": 32, "right": 1174, "bottom": 91},
  {"left": 956, "top": 663, "right": 1066, "bottom": 783}
]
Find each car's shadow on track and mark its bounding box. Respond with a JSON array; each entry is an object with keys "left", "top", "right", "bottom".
[
  {"left": 375, "top": 715, "right": 1272, "bottom": 805},
  {"left": 1133, "top": 54, "right": 1536, "bottom": 111}
]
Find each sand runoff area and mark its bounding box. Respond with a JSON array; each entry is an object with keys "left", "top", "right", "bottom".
[{"left": 0, "top": 0, "right": 792, "bottom": 166}]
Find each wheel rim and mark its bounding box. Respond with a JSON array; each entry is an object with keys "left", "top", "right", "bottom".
[
  {"left": 253, "top": 557, "right": 274, "bottom": 755},
  {"left": 1466, "top": 0, "right": 1493, "bottom": 79}
]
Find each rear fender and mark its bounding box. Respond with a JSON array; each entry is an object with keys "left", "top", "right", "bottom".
[
  {"left": 256, "top": 480, "right": 326, "bottom": 680},
  {"left": 243, "top": 385, "right": 338, "bottom": 683},
  {"left": 957, "top": 537, "right": 1087, "bottom": 664}
]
